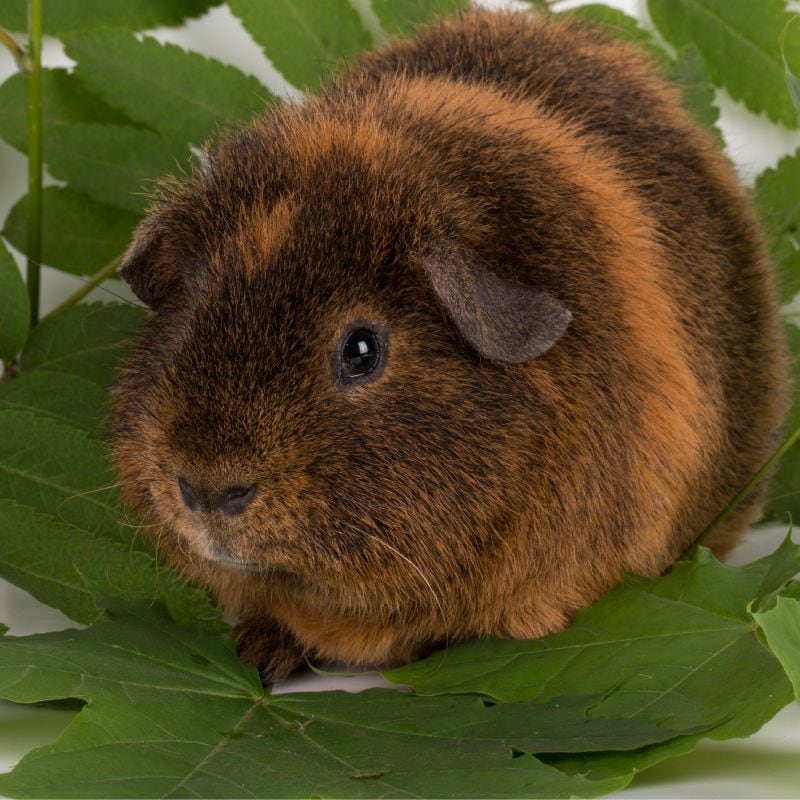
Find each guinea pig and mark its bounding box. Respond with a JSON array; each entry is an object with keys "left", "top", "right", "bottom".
[{"left": 111, "top": 8, "right": 790, "bottom": 682}]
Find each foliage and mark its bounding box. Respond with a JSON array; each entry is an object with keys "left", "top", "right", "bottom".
[
  {"left": 0, "top": 544, "right": 797, "bottom": 798},
  {"left": 0, "top": 1, "right": 798, "bottom": 798}
]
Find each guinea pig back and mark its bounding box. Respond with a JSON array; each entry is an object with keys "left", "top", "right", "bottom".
[{"left": 111, "top": 9, "right": 790, "bottom": 680}]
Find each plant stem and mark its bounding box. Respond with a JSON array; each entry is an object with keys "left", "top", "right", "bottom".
[
  {"left": 43, "top": 256, "right": 123, "bottom": 320},
  {"left": 25, "top": 0, "right": 43, "bottom": 326},
  {"left": 691, "top": 422, "right": 800, "bottom": 554},
  {"left": 0, "top": 26, "right": 25, "bottom": 68}
]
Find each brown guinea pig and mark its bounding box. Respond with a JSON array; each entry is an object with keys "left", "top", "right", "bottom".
[{"left": 111, "top": 8, "right": 790, "bottom": 681}]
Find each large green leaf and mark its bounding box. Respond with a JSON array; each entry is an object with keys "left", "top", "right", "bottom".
[
  {"left": 65, "top": 29, "right": 275, "bottom": 145},
  {"left": 0, "top": 500, "right": 210, "bottom": 626},
  {"left": 754, "top": 591, "right": 800, "bottom": 699},
  {"left": 0, "top": 601, "right": 705, "bottom": 799},
  {"left": 0, "top": 370, "right": 110, "bottom": 437},
  {"left": 372, "top": 0, "right": 470, "bottom": 36},
  {"left": 0, "top": 69, "right": 130, "bottom": 155},
  {"left": 0, "top": 238, "right": 28, "bottom": 363},
  {"left": 41, "top": 124, "right": 186, "bottom": 214},
  {"left": 3, "top": 187, "right": 141, "bottom": 276},
  {"left": 227, "top": 0, "right": 372, "bottom": 91},
  {"left": 0, "top": 0, "right": 217, "bottom": 35},
  {"left": 0, "top": 303, "right": 218, "bottom": 627},
  {"left": 647, "top": 0, "right": 800, "bottom": 129},
  {"left": 386, "top": 544, "right": 797, "bottom": 779},
  {"left": 0, "top": 72, "right": 182, "bottom": 212},
  {"left": 756, "top": 150, "right": 800, "bottom": 303},
  {"left": 19, "top": 302, "right": 145, "bottom": 389}
]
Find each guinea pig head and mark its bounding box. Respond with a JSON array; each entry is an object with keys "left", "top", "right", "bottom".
[{"left": 111, "top": 115, "right": 571, "bottom": 621}]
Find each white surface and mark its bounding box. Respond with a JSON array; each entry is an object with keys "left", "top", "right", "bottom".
[{"left": 1, "top": 0, "right": 799, "bottom": 797}]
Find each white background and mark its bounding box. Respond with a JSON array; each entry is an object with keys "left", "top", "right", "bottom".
[{"left": 1, "top": 0, "right": 799, "bottom": 797}]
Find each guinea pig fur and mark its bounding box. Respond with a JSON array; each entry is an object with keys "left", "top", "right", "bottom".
[{"left": 111, "top": 8, "right": 790, "bottom": 681}]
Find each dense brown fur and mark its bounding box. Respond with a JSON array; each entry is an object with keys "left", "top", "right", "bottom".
[{"left": 111, "top": 10, "right": 789, "bottom": 680}]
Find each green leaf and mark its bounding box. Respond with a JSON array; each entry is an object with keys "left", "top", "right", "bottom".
[
  {"left": 0, "top": 500, "right": 210, "bottom": 626},
  {"left": 372, "top": 0, "right": 470, "bottom": 36},
  {"left": 0, "top": 238, "right": 29, "bottom": 363},
  {"left": 764, "top": 323, "right": 800, "bottom": 521},
  {"left": 0, "top": 0, "right": 217, "bottom": 35},
  {"left": 386, "top": 545, "right": 796, "bottom": 776},
  {"left": 41, "top": 123, "right": 186, "bottom": 214},
  {"left": 0, "top": 601, "right": 704, "bottom": 799},
  {"left": 19, "top": 302, "right": 145, "bottom": 389},
  {"left": 0, "top": 371, "right": 109, "bottom": 437},
  {"left": 753, "top": 592, "right": 800, "bottom": 699},
  {"left": 3, "top": 187, "right": 141, "bottom": 276},
  {"left": 65, "top": 29, "right": 275, "bottom": 145},
  {"left": 0, "top": 303, "right": 219, "bottom": 628},
  {"left": 756, "top": 150, "right": 800, "bottom": 303},
  {"left": 0, "top": 69, "right": 130, "bottom": 154},
  {"left": 227, "top": 0, "right": 372, "bottom": 91},
  {"left": 0, "top": 408, "right": 144, "bottom": 547},
  {"left": 647, "top": 0, "right": 800, "bottom": 129}
]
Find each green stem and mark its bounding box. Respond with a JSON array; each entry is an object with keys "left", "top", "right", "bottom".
[
  {"left": 43, "top": 256, "right": 123, "bottom": 320},
  {"left": 691, "top": 422, "right": 800, "bottom": 554},
  {"left": 25, "top": 0, "right": 43, "bottom": 326},
  {"left": 0, "top": 26, "right": 25, "bottom": 68}
]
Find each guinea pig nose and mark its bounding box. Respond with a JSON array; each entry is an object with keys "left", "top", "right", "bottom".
[
  {"left": 220, "top": 484, "right": 258, "bottom": 517},
  {"left": 178, "top": 476, "right": 200, "bottom": 511}
]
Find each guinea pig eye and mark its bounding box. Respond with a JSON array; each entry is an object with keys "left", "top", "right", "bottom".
[{"left": 340, "top": 327, "right": 383, "bottom": 382}]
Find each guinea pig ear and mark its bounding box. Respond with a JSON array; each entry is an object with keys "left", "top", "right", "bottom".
[
  {"left": 420, "top": 245, "right": 571, "bottom": 363},
  {"left": 117, "top": 216, "right": 175, "bottom": 310}
]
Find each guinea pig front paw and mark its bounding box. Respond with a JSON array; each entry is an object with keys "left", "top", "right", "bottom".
[{"left": 232, "top": 616, "right": 307, "bottom": 685}]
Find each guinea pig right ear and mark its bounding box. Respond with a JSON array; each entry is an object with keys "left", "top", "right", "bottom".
[
  {"left": 118, "top": 216, "right": 176, "bottom": 310},
  {"left": 420, "top": 244, "right": 572, "bottom": 364}
]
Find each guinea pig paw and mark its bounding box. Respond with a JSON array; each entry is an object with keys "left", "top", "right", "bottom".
[{"left": 232, "top": 616, "right": 307, "bottom": 686}]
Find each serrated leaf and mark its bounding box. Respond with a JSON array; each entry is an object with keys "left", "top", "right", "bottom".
[
  {"left": 752, "top": 532, "right": 800, "bottom": 608},
  {"left": 753, "top": 592, "right": 800, "bottom": 699},
  {"left": 0, "top": 0, "right": 216, "bottom": 35},
  {"left": 756, "top": 150, "right": 800, "bottom": 303},
  {"left": 0, "top": 371, "right": 111, "bottom": 437},
  {"left": 647, "top": 0, "right": 800, "bottom": 129},
  {"left": 0, "top": 500, "right": 211, "bottom": 626},
  {"left": 0, "top": 601, "right": 706, "bottom": 799},
  {"left": 0, "top": 237, "right": 28, "bottom": 362},
  {"left": 0, "top": 69, "right": 130, "bottom": 154},
  {"left": 372, "top": 0, "right": 470, "bottom": 36},
  {"left": 42, "top": 123, "right": 186, "bottom": 213},
  {"left": 65, "top": 29, "right": 274, "bottom": 145},
  {"left": 3, "top": 187, "right": 141, "bottom": 276},
  {"left": 0, "top": 408, "right": 145, "bottom": 547},
  {"left": 19, "top": 302, "right": 145, "bottom": 388},
  {"left": 386, "top": 544, "right": 796, "bottom": 779},
  {"left": 227, "top": 0, "right": 372, "bottom": 91}
]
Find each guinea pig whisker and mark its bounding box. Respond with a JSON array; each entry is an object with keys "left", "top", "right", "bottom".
[{"left": 358, "top": 529, "right": 448, "bottom": 641}]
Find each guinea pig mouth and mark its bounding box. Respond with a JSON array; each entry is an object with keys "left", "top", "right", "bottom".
[{"left": 204, "top": 545, "right": 261, "bottom": 573}]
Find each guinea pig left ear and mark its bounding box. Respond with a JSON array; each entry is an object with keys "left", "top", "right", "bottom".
[
  {"left": 420, "top": 245, "right": 571, "bottom": 364},
  {"left": 117, "top": 216, "right": 176, "bottom": 310}
]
